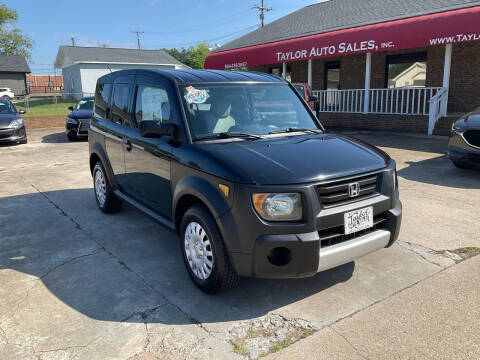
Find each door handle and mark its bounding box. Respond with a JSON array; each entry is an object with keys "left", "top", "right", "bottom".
[{"left": 124, "top": 139, "right": 132, "bottom": 152}]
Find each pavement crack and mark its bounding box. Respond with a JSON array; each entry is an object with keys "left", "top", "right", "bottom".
[
  {"left": 120, "top": 304, "right": 168, "bottom": 322},
  {"left": 329, "top": 325, "right": 370, "bottom": 360},
  {"left": 35, "top": 249, "right": 102, "bottom": 280}
]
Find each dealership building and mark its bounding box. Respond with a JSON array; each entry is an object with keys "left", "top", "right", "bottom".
[{"left": 205, "top": 0, "right": 480, "bottom": 135}]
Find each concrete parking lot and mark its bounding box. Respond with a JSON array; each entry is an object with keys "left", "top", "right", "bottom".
[{"left": 1, "top": 128, "right": 479, "bottom": 359}]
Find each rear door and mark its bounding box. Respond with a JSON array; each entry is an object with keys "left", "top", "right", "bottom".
[
  {"left": 104, "top": 75, "right": 134, "bottom": 189},
  {"left": 123, "top": 75, "right": 178, "bottom": 219}
]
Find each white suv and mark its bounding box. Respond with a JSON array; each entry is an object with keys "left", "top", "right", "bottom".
[{"left": 0, "top": 88, "right": 15, "bottom": 100}]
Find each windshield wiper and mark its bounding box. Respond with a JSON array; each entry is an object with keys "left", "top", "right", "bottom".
[
  {"left": 268, "top": 127, "right": 322, "bottom": 135},
  {"left": 194, "top": 132, "right": 263, "bottom": 141}
]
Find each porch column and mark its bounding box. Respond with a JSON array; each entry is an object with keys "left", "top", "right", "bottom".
[
  {"left": 282, "top": 62, "right": 287, "bottom": 79},
  {"left": 307, "top": 59, "right": 313, "bottom": 88},
  {"left": 442, "top": 43, "right": 452, "bottom": 116},
  {"left": 363, "top": 52, "right": 372, "bottom": 114}
]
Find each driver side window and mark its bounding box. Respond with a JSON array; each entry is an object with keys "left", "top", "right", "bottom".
[{"left": 135, "top": 85, "right": 172, "bottom": 125}]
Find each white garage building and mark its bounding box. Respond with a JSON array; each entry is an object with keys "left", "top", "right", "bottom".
[{"left": 54, "top": 46, "right": 188, "bottom": 98}]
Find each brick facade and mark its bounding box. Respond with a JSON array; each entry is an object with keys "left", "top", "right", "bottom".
[{"left": 248, "top": 42, "right": 480, "bottom": 133}]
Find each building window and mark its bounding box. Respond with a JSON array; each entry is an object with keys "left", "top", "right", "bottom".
[
  {"left": 325, "top": 61, "right": 340, "bottom": 90},
  {"left": 387, "top": 52, "right": 427, "bottom": 88},
  {"left": 270, "top": 65, "right": 291, "bottom": 82}
]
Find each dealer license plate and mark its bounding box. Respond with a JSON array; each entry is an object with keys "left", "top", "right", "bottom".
[{"left": 344, "top": 207, "right": 373, "bottom": 235}]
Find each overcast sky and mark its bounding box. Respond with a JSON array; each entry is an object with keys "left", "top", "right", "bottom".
[{"left": 4, "top": 0, "right": 322, "bottom": 74}]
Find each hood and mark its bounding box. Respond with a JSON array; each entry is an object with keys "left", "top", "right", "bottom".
[
  {"left": 197, "top": 133, "right": 390, "bottom": 185},
  {"left": 68, "top": 110, "right": 93, "bottom": 120},
  {"left": 454, "top": 111, "right": 480, "bottom": 130},
  {"left": 0, "top": 114, "right": 21, "bottom": 128}
]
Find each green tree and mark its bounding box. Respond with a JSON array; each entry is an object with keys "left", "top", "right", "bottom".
[
  {"left": 0, "top": 3, "right": 33, "bottom": 60},
  {"left": 165, "top": 42, "right": 210, "bottom": 69}
]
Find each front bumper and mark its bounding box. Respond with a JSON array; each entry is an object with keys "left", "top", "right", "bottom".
[
  {"left": 249, "top": 201, "right": 401, "bottom": 278},
  {"left": 66, "top": 120, "right": 89, "bottom": 137},
  {"left": 218, "top": 162, "right": 402, "bottom": 279},
  {"left": 0, "top": 126, "right": 27, "bottom": 143},
  {"left": 448, "top": 131, "right": 480, "bottom": 167}
]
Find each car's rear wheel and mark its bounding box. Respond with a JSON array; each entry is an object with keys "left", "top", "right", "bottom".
[
  {"left": 67, "top": 133, "right": 77, "bottom": 141},
  {"left": 93, "top": 161, "right": 122, "bottom": 213},
  {"left": 2, "top": 95, "right": 10, "bottom": 100},
  {"left": 180, "top": 204, "right": 239, "bottom": 294}
]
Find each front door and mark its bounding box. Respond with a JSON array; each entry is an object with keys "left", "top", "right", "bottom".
[{"left": 123, "top": 76, "right": 177, "bottom": 219}]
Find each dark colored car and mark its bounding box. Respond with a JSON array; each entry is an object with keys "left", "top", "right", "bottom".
[
  {"left": 292, "top": 83, "right": 317, "bottom": 110},
  {"left": 0, "top": 99, "right": 27, "bottom": 145},
  {"left": 448, "top": 111, "right": 480, "bottom": 169},
  {"left": 66, "top": 96, "right": 94, "bottom": 140},
  {"left": 89, "top": 69, "right": 402, "bottom": 294}
]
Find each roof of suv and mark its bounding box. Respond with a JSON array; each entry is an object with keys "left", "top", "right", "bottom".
[{"left": 98, "top": 69, "right": 284, "bottom": 84}]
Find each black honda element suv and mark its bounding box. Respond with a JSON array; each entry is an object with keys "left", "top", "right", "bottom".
[{"left": 89, "top": 69, "right": 402, "bottom": 294}]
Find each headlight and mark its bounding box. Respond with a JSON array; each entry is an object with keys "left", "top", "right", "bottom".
[
  {"left": 451, "top": 122, "right": 463, "bottom": 132},
  {"left": 8, "top": 118, "right": 24, "bottom": 128},
  {"left": 66, "top": 117, "right": 78, "bottom": 124},
  {"left": 252, "top": 193, "right": 302, "bottom": 221}
]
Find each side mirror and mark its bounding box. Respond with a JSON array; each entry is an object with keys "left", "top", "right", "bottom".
[
  {"left": 308, "top": 95, "right": 318, "bottom": 102},
  {"left": 139, "top": 121, "right": 179, "bottom": 139},
  {"left": 68, "top": 106, "right": 74, "bottom": 111},
  {"left": 19, "top": 109, "right": 26, "bottom": 114}
]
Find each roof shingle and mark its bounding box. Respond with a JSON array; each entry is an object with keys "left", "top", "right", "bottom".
[
  {"left": 56, "top": 46, "right": 185, "bottom": 67},
  {"left": 0, "top": 55, "right": 31, "bottom": 73},
  {"left": 215, "top": 0, "right": 480, "bottom": 52}
]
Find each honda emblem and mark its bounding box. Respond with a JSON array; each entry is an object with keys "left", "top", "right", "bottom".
[{"left": 348, "top": 182, "right": 360, "bottom": 197}]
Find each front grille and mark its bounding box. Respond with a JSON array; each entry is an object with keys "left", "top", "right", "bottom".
[
  {"left": 464, "top": 130, "right": 480, "bottom": 148},
  {"left": 319, "top": 213, "right": 387, "bottom": 249},
  {"left": 78, "top": 119, "right": 90, "bottom": 129},
  {"left": 316, "top": 173, "right": 380, "bottom": 207},
  {"left": 0, "top": 129, "right": 14, "bottom": 139}
]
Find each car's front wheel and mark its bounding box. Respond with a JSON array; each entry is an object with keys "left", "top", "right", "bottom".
[
  {"left": 93, "top": 161, "right": 122, "bottom": 213},
  {"left": 180, "top": 205, "right": 239, "bottom": 294}
]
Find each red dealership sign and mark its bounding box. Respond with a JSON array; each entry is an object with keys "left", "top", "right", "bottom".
[{"left": 205, "top": 6, "right": 480, "bottom": 69}]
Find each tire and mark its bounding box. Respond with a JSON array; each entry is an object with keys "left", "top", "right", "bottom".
[
  {"left": 67, "top": 134, "right": 77, "bottom": 141},
  {"left": 93, "top": 161, "right": 122, "bottom": 213},
  {"left": 2, "top": 95, "right": 9, "bottom": 100},
  {"left": 180, "top": 204, "right": 240, "bottom": 294}
]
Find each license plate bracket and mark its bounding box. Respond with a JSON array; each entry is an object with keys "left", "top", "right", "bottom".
[{"left": 344, "top": 206, "right": 373, "bottom": 235}]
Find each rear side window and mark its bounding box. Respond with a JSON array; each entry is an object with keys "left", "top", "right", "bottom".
[
  {"left": 111, "top": 83, "right": 132, "bottom": 126},
  {"left": 94, "top": 83, "right": 112, "bottom": 118},
  {"left": 135, "top": 85, "right": 172, "bottom": 124}
]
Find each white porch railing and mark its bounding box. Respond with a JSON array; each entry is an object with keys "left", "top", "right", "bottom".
[
  {"left": 428, "top": 87, "right": 448, "bottom": 135},
  {"left": 312, "top": 87, "right": 447, "bottom": 134}
]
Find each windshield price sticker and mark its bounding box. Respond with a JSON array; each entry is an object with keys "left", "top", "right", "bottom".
[{"left": 184, "top": 86, "right": 209, "bottom": 104}]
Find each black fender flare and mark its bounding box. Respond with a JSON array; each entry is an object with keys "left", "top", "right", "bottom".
[
  {"left": 173, "top": 176, "right": 231, "bottom": 226},
  {"left": 90, "top": 141, "right": 117, "bottom": 191},
  {"left": 173, "top": 176, "right": 243, "bottom": 268}
]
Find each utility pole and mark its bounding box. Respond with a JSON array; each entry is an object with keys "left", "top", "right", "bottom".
[
  {"left": 131, "top": 30, "right": 144, "bottom": 49},
  {"left": 252, "top": 0, "right": 272, "bottom": 27},
  {"left": 70, "top": 37, "right": 75, "bottom": 46}
]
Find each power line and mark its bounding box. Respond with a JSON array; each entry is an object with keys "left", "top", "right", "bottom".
[
  {"left": 130, "top": 30, "right": 144, "bottom": 49},
  {"left": 252, "top": 0, "right": 272, "bottom": 27},
  {"left": 145, "top": 24, "right": 259, "bottom": 49}
]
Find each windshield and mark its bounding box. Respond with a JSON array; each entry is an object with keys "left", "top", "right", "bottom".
[
  {"left": 0, "top": 101, "right": 16, "bottom": 114},
  {"left": 75, "top": 98, "right": 94, "bottom": 111},
  {"left": 293, "top": 85, "right": 306, "bottom": 100},
  {"left": 180, "top": 83, "right": 320, "bottom": 140}
]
